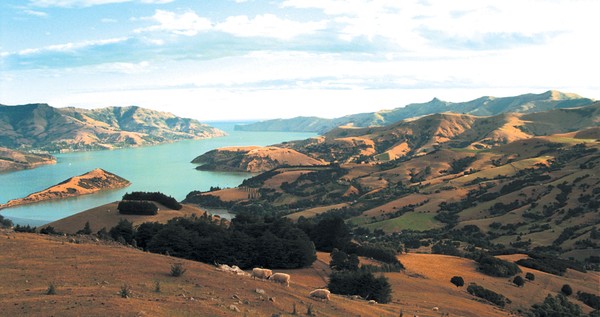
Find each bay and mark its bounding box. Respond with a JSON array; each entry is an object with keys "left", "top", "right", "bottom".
[{"left": 0, "top": 123, "right": 316, "bottom": 225}]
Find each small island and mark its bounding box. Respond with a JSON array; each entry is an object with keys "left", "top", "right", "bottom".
[{"left": 0, "top": 168, "right": 130, "bottom": 210}]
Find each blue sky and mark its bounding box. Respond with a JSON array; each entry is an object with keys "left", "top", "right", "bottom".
[{"left": 1, "top": 0, "right": 598, "bottom": 121}]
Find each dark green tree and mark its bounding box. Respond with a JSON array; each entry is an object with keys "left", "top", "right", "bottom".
[
  {"left": 328, "top": 270, "right": 392, "bottom": 303},
  {"left": 109, "top": 219, "right": 135, "bottom": 244},
  {"left": 330, "top": 248, "right": 359, "bottom": 271},
  {"left": 450, "top": 276, "right": 464, "bottom": 287},
  {"left": 525, "top": 272, "right": 535, "bottom": 281},
  {"left": 513, "top": 276, "right": 525, "bottom": 287},
  {"left": 529, "top": 294, "right": 584, "bottom": 317},
  {"left": 310, "top": 216, "right": 351, "bottom": 252},
  {"left": 76, "top": 221, "right": 92, "bottom": 235},
  {"left": 561, "top": 284, "right": 573, "bottom": 296}
]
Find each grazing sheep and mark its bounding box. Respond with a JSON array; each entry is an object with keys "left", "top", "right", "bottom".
[
  {"left": 251, "top": 268, "right": 273, "bottom": 280},
  {"left": 309, "top": 289, "right": 331, "bottom": 301},
  {"left": 269, "top": 273, "right": 290, "bottom": 287}
]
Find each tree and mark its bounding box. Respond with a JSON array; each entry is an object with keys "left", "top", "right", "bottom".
[
  {"left": 525, "top": 272, "right": 535, "bottom": 281},
  {"left": 328, "top": 270, "right": 392, "bottom": 303},
  {"left": 561, "top": 284, "right": 573, "bottom": 296},
  {"left": 450, "top": 276, "right": 464, "bottom": 287},
  {"left": 310, "top": 216, "right": 351, "bottom": 252},
  {"left": 109, "top": 219, "right": 135, "bottom": 244},
  {"left": 76, "top": 221, "right": 92, "bottom": 235},
  {"left": 529, "top": 294, "right": 584, "bottom": 317},
  {"left": 513, "top": 276, "right": 525, "bottom": 287},
  {"left": 330, "top": 248, "right": 359, "bottom": 271},
  {"left": 0, "top": 214, "right": 13, "bottom": 228}
]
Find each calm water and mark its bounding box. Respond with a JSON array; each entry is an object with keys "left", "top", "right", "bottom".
[{"left": 0, "top": 123, "right": 315, "bottom": 226}]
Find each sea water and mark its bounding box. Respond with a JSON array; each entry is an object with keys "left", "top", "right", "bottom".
[{"left": 0, "top": 123, "right": 315, "bottom": 226}]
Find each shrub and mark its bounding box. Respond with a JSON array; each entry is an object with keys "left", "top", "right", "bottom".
[
  {"left": 450, "top": 276, "right": 464, "bottom": 287},
  {"left": 477, "top": 255, "right": 520, "bottom": 277},
  {"left": 46, "top": 283, "right": 57, "bottom": 295},
  {"left": 76, "top": 221, "right": 92, "bottom": 235},
  {"left": 577, "top": 291, "right": 600, "bottom": 310},
  {"left": 119, "top": 284, "right": 131, "bottom": 298},
  {"left": 328, "top": 270, "right": 392, "bottom": 303},
  {"left": 352, "top": 244, "right": 403, "bottom": 267},
  {"left": 330, "top": 249, "right": 359, "bottom": 271},
  {"left": 513, "top": 276, "right": 525, "bottom": 287},
  {"left": 525, "top": 272, "right": 535, "bottom": 281},
  {"left": 529, "top": 294, "right": 584, "bottom": 317},
  {"left": 170, "top": 263, "right": 186, "bottom": 277},
  {"left": 154, "top": 281, "right": 161, "bottom": 293},
  {"left": 467, "top": 284, "right": 508, "bottom": 307},
  {"left": 109, "top": 219, "right": 135, "bottom": 244},
  {"left": 117, "top": 200, "right": 158, "bottom": 215},
  {"left": 0, "top": 214, "right": 13, "bottom": 228},
  {"left": 14, "top": 224, "right": 36, "bottom": 233},
  {"left": 561, "top": 284, "right": 573, "bottom": 296},
  {"left": 40, "top": 226, "right": 59, "bottom": 235},
  {"left": 122, "top": 191, "right": 182, "bottom": 210}
]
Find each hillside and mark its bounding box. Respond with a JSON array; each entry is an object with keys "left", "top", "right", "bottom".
[
  {"left": 0, "top": 104, "right": 226, "bottom": 152},
  {"left": 43, "top": 201, "right": 212, "bottom": 234},
  {"left": 0, "top": 147, "right": 56, "bottom": 172},
  {"left": 0, "top": 168, "right": 130, "bottom": 210},
  {"left": 1, "top": 232, "right": 597, "bottom": 316},
  {"left": 192, "top": 146, "right": 327, "bottom": 173},
  {"left": 235, "top": 90, "right": 594, "bottom": 133}
]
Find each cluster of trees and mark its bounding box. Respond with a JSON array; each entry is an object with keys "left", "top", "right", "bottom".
[
  {"left": 476, "top": 254, "right": 521, "bottom": 277},
  {"left": 108, "top": 213, "right": 316, "bottom": 269},
  {"left": 0, "top": 215, "right": 13, "bottom": 228},
  {"left": 118, "top": 200, "right": 158, "bottom": 215},
  {"left": 529, "top": 294, "right": 585, "bottom": 317},
  {"left": 467, "top": 284, "right": 509, "bottom": 307},
  {"left": 122, "top": 191, "right": 182, "bottom": 210},
  {"left": 328, "top": 270, "right": 392, "bottom": 304},
  {"left": 516, "top": 254, "right": 586, "bottom": 276}
]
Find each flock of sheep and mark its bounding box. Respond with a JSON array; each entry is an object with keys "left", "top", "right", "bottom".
[{"left": 251, "top": 268, "right": 331, "bottom": 301}]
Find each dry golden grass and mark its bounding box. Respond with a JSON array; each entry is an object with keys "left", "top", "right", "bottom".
[
  {"left": 286, "top": 203, "right": 349, "bottom": 221},
  {"left": 1, "top": 234, "right": 596, "bottom": 317},
  {"left": 45, "top": 202, "right": 208, "bottom": 234}
]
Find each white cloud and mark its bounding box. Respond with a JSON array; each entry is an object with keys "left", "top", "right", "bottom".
[
  {"left": 13, "top": 37, "right": 128, "bottom": 56},
  {"left": 23, "top": 9, "right": 48, "bottom": 17},
  {"left": 215, "top": 14, "right": 327, "bottom": 40},
  {"left": 136, "top": 10, "right": 212, "bottom": 36},
  {"left": 29, "top": 0, "right": 172, "bottom": 8}
]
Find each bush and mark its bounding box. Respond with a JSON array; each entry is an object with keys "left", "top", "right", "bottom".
[
  {"left": 123, "top": 191, "right": 182, "bottom": 210},
  {"left": 477, "top": 255, "right": 520, "bottom": 277},
  {"left": 46, "top": 283, "right": 57, "bottom": 295},
  {"left": 14, "top": 224, "right": 36, "bottom": 233},
  {"left": 76, "top": 221, "right": 92, "bottom": 235},
  {"left": 513, "top": 276, "right": 525, "bottom": 287},
  {"left": 528, "top": 294, "right": 584, "bottom": 317},
  {"left": 352, "top": 244, "right": 403, "bottom": 267},
  {"left": 118, "top": 200, "right": 158, "bottom": 215},
  {"left": 170, "top": 263, "right": 186, "bottom": 277},
  {"left": 577, "top": 291, "right": 600, "bottom": 310},
  {"left": 525, "top": 272, "right": 535, "bottom": 281},
  {"left": 0, "top": 214, "right": 13, "bottom": 228},
  {"left": 467, "top": 284, "right": 509, "bottom": 307},
  {"left": 330, "top": 249, "right": 359, "bottom": 271},
  {"left": 40, "top": 226, "right": 59, "bottom": 235},
  {"left": 328, "top": 270, "right": 392, "bottom": 303},
  {"left": 450, "top": 276, "right": 464, "bottom": 287},
  {"left": 119, "top": 284, "right": 131, "bottom": 298},
  {"left": 109, "top": 219, "right": 135, "bottom": 244},
  {"left": 561, "top": 284, "right": 573, "bottom": 296}
]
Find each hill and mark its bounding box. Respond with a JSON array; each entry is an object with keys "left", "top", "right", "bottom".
[
  {"left": 0, "top": 232, "right": 597, "bottom": 316},
  {"left": 0, "top": 104, "right": 226, "bottom": 152},
  {"left": 235, "top": 90, "right": 594, "bottom": 133},
  {"left": 0, "top": 168, "right": 130, "bottom": 210},
  {"left": 0, "top": 147, "right": 55, "bottom": 172},
  {"left": 43, "top": 201, "right": 212, "bottom": 234},
  {"left": 192, "top": 146, "right": 327, "bottom": 173}
]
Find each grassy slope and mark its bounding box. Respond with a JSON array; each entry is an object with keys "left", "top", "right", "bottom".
[{"left": 1, "top": 232, "right": 597, "bottom": 316}]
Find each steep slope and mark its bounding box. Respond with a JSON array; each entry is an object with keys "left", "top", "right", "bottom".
[
  {"left": 0, "top": 147, "right": 55, "bottom": 172},
  {"left": 192, "top": 146, "right": 327, "bottom": 173},
  {"left": 235, "top": 90, "right": 594, "bottom": 133},
  {"left": 0, "top": 104, "right": 226, "bottom": 152},
  {"left": 0, "top": 168, "right": 130, "bottom": 209}
]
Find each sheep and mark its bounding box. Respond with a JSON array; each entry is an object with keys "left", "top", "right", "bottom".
[
  {"left": 309, "top": 289, "right": 331, "bottom": 301},
  {"left": 251, "top": 268, "right": 273, "bottom": 280},
  {"left": 269, "top": 273, "right": 290, "bottom": 287}
]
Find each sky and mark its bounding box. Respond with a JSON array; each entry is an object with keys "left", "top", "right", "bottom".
[{"left": 1, "top": 0, "right": 599, "bottom": 121}]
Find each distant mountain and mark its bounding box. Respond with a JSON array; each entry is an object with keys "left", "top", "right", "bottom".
[
  {"left": 0, "top": 168, "right": 130, "bottom": 209},
  {"left": 279, "top": 102, "right": 600, "bottom": 163},
  {"left": 235, "top": 90, "right": 595, "bottom": 133},
  {"left": 0, "top": 147, "right": 55, "bottom": 172},
  {"left": 0, "top": 104, "right": 226, "bottom": 152}
]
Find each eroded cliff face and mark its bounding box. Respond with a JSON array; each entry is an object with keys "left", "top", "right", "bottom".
[
  {"left": 192, "top": 146, "right": 327, "bottom": 173},
  {"left": 0, "top": 168, "right": 130, "bottom": 209}
]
